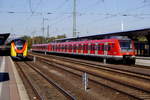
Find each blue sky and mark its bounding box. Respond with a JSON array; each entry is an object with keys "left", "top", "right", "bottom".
[{"left": 0, "top": 0, "right": 150, "bottom": 38}]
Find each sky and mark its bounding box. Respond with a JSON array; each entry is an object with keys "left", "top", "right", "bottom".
[{"left": 0, "top": 0, "right": 150, "bottom": 38}]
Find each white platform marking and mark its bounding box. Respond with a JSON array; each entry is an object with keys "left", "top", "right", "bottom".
[
  {"left": 9, "top": 57, "right": 29, "bottom": 100},
  {"left": 0, "top": 56, "right": 5, "bottom": 97}
]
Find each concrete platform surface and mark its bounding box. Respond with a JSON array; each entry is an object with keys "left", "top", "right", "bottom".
[{"left": 0, "top": 56, "right": 29, "bottom": 100}]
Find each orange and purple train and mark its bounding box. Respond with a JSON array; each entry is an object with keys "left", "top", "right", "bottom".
[{"left": 32, "top": 38, "right": 136, "bottom": 64}]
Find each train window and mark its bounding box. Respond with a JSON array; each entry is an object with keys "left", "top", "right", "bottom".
[
  {"left": 65, "top": 45, "right": 67, "bottom": 50},
  {"left": 98, "top": 44, "right": 101, "bottom": 51},
  {"left": 108, "top": 45, "right": 111, "bottom": 51},
  {"left": 109, "top": 43, "right": 115, "bottom": 50},
  {"left": 95, "top": 44, "right": 98, "bottom": 50},
  {"left": 69, "top": 45, "right": 72, "bottom": 50},
  {"left": 14, "top": 39, "right": 25, "bottom": 45},
  {"left": 119, "top": 40, "right": 132, "bottom": 51},
  {"left": 83, "top": 44, "right": 88, "bottom": 50},
  {"left": 104, "top": 45, "right": 109, "bottom": 51},
  {"left": 73, "top": 45, "right": 76, "bottom": 50},
  {"left": 90, "top": 44, "right": 95, "bottom": 51}
]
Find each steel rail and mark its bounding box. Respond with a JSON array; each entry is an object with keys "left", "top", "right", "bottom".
[
  {"left": 15, "top": 62, "right": 43, "bottom": 100},
  {"left": 25, "top": 62, "right": 76, "bottom": 100}
]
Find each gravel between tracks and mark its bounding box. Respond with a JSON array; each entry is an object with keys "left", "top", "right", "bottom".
[
  {"left": 33, "top": 60, "right": 139, "bottom": 100},
  {"left": 15, "top": 61, "right": 67, "bottom": 100}
]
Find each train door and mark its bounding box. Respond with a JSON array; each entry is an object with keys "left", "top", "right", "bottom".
[
  {"left": 83, "top": 44, "right": 88, "bottom": 54},
  {"left": 69, "top": 44, "right": 72, "bottom": 53},
  {"left": 108, "top": 43, "right": 114, "bottom": 55},
  {"left": 65, "top": 45, "right": 67, "bottom": 53},
  {"left": 98, "top": 43, "right": 102, "bottom": 55}
]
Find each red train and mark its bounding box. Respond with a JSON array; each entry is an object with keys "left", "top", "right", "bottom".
[{"left": 32, "top": 38, "right": 136, "bottom": 64}]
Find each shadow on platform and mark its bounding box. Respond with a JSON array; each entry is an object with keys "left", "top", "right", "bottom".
[{"left": 0, "top": 73, "right": 10, "bottom": 82}]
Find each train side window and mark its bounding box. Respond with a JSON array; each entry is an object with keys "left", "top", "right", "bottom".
[
  {"left": 98, "top": 44, "right": 101, "bottom": 51},
  {"left": 73, "top": 45, "right": 75, "bottom": 50},
  {"left": 104, "top": 45, "right": 108, "bottom": 51},
  {"left": 69, "top": 45, "right": 72, "bottom": 50},
  {"left": 78, "top": 45, "right": 81, "bottom": 50},
  {"left": 108, "top": 45, "right": 111, "bottom": 51},
  {"left": 86, "top": 45, "right": 88, "bottom": 50},
  {"left": 83, "top": 44, "right": 87, "bottom": 50},
  {"left": 111, "top": 44, "right": 115, "bottom": 49},
  {"left": 95, "top": 44, "right": 98, "bottom": 51},
  {"left": 65, "top": 45, "right": 67, "bottom": 50},
  {"left": 91, "top": 44, "right": 95, "bottom": 51}
]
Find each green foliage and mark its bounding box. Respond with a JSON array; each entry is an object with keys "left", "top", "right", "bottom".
[{"left": 137, "top": 36, "right": 147, "bottom": 42}]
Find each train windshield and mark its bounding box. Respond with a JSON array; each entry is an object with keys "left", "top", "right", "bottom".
[
  {"left": 119, "top": 40, "right": 132, "bottom": 51},
  {"left": 14, "top": 39, "right": 25, "bottom": 50}
]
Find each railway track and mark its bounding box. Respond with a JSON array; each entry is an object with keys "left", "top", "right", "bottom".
[
  {"left": 15, "top": 61, "right": 42, "bottom": 100},
  {"left": 14, "top": 60, "right": 76, "bottom": 100},
  {"left": 29, "top": 52, "right": 150, "bottom": 100}
]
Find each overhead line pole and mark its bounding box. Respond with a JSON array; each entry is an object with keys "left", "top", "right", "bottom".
[
  {"left": 73, "top": 0, "right": 77, "bottom": 37},
  {"left": 42, "top": 18, "right": 45, "bottom": 43}
]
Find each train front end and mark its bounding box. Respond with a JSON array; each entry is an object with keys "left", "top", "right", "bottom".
[
  {"left": 119, "top": 39, "right": 136, "bottom": 64},
  {"left": 11, "top": 39, "right": 28, "bottom": 58}
]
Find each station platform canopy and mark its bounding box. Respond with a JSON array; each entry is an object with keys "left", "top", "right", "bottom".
[
  {"left": 56, "top": 28, "right": 150, "bottom": 42},
  {"left": 0, "top": 33, "right": 10, "bottom": 45}
]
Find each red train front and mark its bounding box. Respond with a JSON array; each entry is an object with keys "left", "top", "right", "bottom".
[{"left": 32, "top": 37, "right": 135, "bottom": 64}]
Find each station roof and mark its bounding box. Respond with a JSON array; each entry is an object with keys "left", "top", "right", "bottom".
[
  {"left": 56, "top": 28, "right": 150, "bottom": 42},
  {"left": 0, "top": 33, "right": 10, "bottom": 45}
]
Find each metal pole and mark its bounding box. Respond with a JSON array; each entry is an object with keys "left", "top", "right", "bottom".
[
  {"left": 42, "top": 18, "right": 45, "bottom": 43},
  {"left": 47, "top": 25, "right": 49, "bottom": 43},
  {"left": 33, "top": 56, "right": 36, "bottom": 63},
  {"left": 73, "top": 0, "right": 76, "bottom": 37},
  {"left": 82, "top": 72, "right": 88, "bottom": 91}
]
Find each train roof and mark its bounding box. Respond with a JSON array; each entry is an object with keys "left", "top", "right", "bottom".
[
  {"left": 0, "top": 33, "right": 10, "bottom": 45},
  {"left": 55, "top": 28, "right": 150, "bottom": 42}
]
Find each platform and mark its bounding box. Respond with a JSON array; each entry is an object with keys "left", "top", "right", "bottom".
[
  {"left": 0, "top": 56, "right": 29, "bottom": 100},
  {"left": 136, "top": 56, "right": 150, "bottom": 67}
]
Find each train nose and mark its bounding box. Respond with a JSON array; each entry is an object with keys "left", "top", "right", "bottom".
[{"left": 16, "top": 45, "right": 23, "bottom": 50}]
